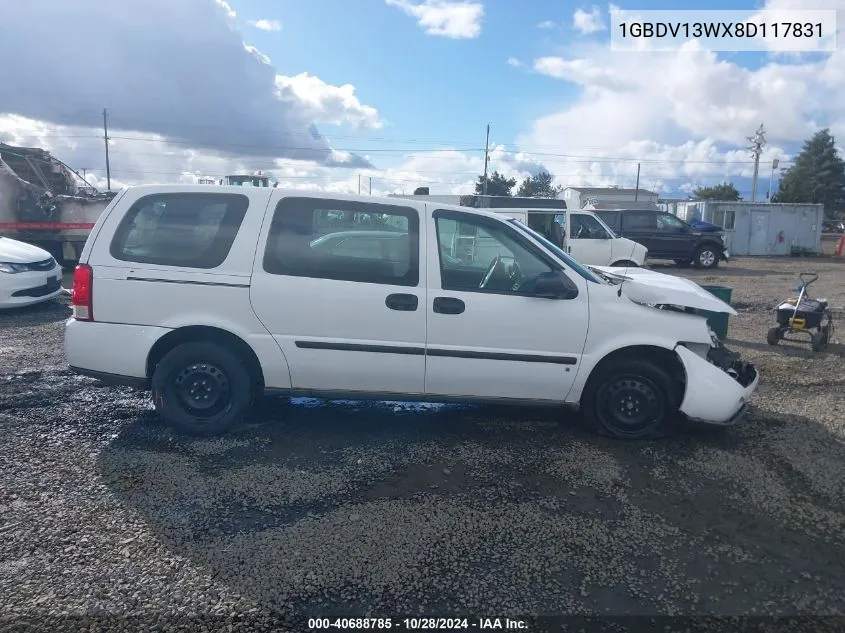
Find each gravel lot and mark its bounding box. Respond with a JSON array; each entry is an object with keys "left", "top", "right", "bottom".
[{"left": 2, "top": 258, "right": 845, "bottom": 632}]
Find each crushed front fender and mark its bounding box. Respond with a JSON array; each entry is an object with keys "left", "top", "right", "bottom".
[{"left": 675, "top": 343, "right": 759, "bottom": 426}]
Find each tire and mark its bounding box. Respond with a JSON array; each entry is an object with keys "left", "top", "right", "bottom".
[
  {"left": 811, "top": 331, "right": 826, "bottom": 353},
  {"left": 693, "top": 245, "right": 719, "bottom": 269},
  {"left": 610, "top": 260, "right": 638, "bottom": 268},
  {"left": 581, "top": 359, "right": 678, "bottom": 440},
  {"left": 674, "top": 259, "right": 691, "bottom": 267},
  {"left": 151, "top": 341, "right": 254, "bottom": 437},
  {"left": 766, "top": 327, "right": 782, "bottom": 346}
]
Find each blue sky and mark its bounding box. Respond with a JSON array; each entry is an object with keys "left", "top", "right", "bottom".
[{"left": 1, "top": 0, "right": 843, "bottom": 199}]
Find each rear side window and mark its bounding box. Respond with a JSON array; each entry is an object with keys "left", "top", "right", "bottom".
[
  {"left": 110, "top": 193, "right": 249, "bottom": 268},
  {"left": 263, "top": 197, "right": 419, "bottom": 286},
  {"left": 623, "top": 212, "right": 656, "bottom": 230}
]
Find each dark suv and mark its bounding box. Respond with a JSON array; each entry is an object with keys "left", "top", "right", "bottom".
[{"left": 594, "top": 209, "right": 727, "bottom": 269}]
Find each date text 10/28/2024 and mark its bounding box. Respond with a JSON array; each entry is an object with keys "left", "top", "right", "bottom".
[{"left": 307, "top": 618, "right": 528, "bottom": 630}]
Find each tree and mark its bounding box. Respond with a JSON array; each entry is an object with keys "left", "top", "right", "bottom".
[
  {"left": 475, "top": 171, "right": 516, "bottom": 197},
  {"left": 773, "top": 129, "right": 845, "bottom": 215},
  {"left": 690, "top": 182, "right": 741, "bottom": 201},
  {"left": 516, "top": 170, "right": 563, "bottom": 198}
]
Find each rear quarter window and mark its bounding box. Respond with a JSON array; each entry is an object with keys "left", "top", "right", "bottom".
[
  {"left": 109, "top": 193, "right": 249, "bottom": 268},
  {"left": 623, "top": 212, "right": 656, "bottom": 230}
]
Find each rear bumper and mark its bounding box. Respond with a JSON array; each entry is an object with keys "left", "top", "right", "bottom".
[
  {"left": 64, "top": 318, "right": 170, "bottom": 381},
  {"left": 675, "top": 344, "right": 759, "bottom": 426}
]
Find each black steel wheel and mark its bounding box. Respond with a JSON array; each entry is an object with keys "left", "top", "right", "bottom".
[
  {"left": 151, "top": 341, "right": 254, "bottom": 437},
  {"left": 766, "top": 326, "right": 782, "bottom": 346},
  {"left": 582, "top": 359, "right": 676, "bottom": 440}
]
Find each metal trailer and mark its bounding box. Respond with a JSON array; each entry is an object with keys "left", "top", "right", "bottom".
[
  {"left": 664, "top": 201, "right": 824, "bottom": 257},
  {"left": 0, "top": 143, "right": 116, "bottom": 267}
]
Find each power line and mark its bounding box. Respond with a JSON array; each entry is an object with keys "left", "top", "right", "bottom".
[{"left": 35, "top": 131, "right": 794, "bottom": 166}]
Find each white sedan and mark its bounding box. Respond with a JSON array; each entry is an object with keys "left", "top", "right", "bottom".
[{"left": 0, "top": 237, "right": 64, "bottom": 309}]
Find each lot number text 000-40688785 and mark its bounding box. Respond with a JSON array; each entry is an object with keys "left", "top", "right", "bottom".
[{"left": 306, "top": 617, "right": 528, "bottom": 629}]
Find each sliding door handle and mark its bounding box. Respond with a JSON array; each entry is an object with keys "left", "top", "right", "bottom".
[{"left": 433, "top": 297, "right": 465, "bottom": 315}]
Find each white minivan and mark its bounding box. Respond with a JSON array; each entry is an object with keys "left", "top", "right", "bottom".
[
  {"left": 491, "top": 209, "right": 647, "bottom": 268},
  {"left": 65, "top": 186, "right": 758, "bottom": 440}
]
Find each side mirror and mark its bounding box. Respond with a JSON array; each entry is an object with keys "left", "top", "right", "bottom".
[{"left": 534, "top": 272, "right": 576, "bottom": 300}]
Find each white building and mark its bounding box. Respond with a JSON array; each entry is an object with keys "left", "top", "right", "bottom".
[{"left": 562, "top": 186, "right": 659, "bottom": 210}]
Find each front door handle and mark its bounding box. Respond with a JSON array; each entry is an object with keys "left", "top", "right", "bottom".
[
  {"left": 433, "top": 297, "right": 465, "bottom": 315},
  {"left": 385, "top": 293, "right": 418, "bottom": 311}
]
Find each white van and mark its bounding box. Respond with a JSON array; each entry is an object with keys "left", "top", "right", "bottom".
[
  {"left": 64, "top": 186, "right": 757, "bottom": 440},
  {"left": 491, "top": 209, "right": 647, "bottom": 268}
]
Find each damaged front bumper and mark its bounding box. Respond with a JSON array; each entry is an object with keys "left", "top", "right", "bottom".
[{"left": 675, "top": 342, "right": 759, "bottom": 426}]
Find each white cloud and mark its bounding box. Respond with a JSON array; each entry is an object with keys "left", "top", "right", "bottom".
[
  {"left": 275, "top": 73, "right": 383, "bottom": 130},
  {"left": 572, "top": 6, "right": 606, "bottom": 34},
  {"left": 533, "top": 57, "right": 626, "bottom": 89},
  {"left": 214, "top": 0, "right": 236, "bottom": 19},
  {"left": 385, "top": 0, "right": 483, "bottom": 39},
  {"left": 517, "top": 30, "right": 845, "bottom": 195},
  {"left": 0, "top": 0, "right": 378, "bottom": 168},
  {"left": 247, "top": 19, "right": 282, "bottom": 32},
  {"left": 506, "top": 57, "right": 524, "bottom": 68},
  {"left": 537, "top": 20, "right": 556, "bottom": 29}
]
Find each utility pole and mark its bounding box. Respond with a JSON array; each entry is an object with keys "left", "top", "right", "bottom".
[
  {"left": 482, "top": 123, "right": 490, "bottom": 196},
  {"left": 358, "top": 174, "right": 361, "bottom": 195},
  {"left": 369, "top": 176, "right": 373, "bottom": 195},
  {"left": 767, "top": 158, "right": 779, "bottom": 200},
  {"left": 748, "top": 123, "right": 766, "bottom": 202},
  {"left": 103, "top": 108, "right": 111, "bottom": 191},
  {"left": 634, "top": 162, "right": 641, "bottom": 201}
]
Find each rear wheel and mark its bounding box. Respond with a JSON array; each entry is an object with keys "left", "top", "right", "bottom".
[
  {"left": 151, "top": 342, "right": 254, "bottom": 437},
  {"left": 581, "top": 359, "right": 677, "bottom": 440},
  {"left": 693, "top": 245, "right": 719, "bottom": 269}
]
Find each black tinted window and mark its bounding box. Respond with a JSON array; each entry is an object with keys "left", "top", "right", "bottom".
[
  {"left": 263, "top": 197, "right": 419, "bottom": 286},
  {"left": 110, "top": 193, "right": 248, "bottom": 268},
  {"left": 623, "top": 212, "right": 656, "bottom": 230},
  {"left": 656, "top": 214, "right": 688, "bottom": 232}
]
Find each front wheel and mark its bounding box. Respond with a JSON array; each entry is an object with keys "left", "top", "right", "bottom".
[
  {"left": 766, "top": 327, "right": 782, "bottom": 346},
  {"left": 610, "top": 260, "right": 638, "bottom": 268},
  {"left": 693, "top": 245, "right": 720, "bottom": 269},
  {"left": 581, "top": 360, "right": 677, "bottom": 440},
  {"left": 151, "top": 342, "right": 254, "bottom": 437}
]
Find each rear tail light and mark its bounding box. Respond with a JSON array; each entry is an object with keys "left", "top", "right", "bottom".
[{"left": 72, "top": 264, "right": 93, "bottom": 321}]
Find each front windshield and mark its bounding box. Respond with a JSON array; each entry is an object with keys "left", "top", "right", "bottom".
[{"left": 508, "top": 219, "right": 606, "bottom": 284}]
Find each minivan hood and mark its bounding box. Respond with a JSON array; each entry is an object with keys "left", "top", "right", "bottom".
[
  {"left": 589, "top": 266, "right": 737, "bottom": 315},
  {"left": 0, "top": 237, "right": 53, "bottom": 264}
]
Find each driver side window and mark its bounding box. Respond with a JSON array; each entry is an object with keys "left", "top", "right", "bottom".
[
  {"left": 657, "top": 214, "right": 688, "bottom": 233},
  {"left": 571, "top": 214, "right": 610, "bottom": 239},
  {"left": 435, "top": 214, "right": 555, "bottom": 294}
]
